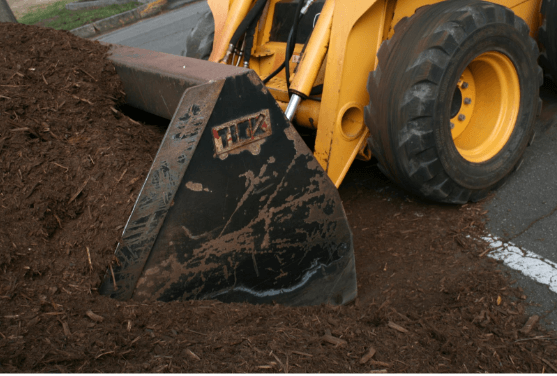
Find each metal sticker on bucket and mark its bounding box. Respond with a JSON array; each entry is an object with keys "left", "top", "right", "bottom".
[{"left": 212, "top": 109, "right": 272, "bottom": 159}]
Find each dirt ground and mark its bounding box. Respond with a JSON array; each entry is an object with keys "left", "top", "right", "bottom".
[{"left": 1, "top": 23, "right": 557, "bottom": 373}]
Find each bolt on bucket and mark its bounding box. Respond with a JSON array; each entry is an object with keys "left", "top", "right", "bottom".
[{"left": 99, "top": 46, "right": 357, "bottom": 306}]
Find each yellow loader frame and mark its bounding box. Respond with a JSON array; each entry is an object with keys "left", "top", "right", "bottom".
[{"left": 205, "top": 0, "right": 543, "bottom": 187}]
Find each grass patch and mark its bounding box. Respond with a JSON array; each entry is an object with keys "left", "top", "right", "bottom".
[{"left": 19, "top": 0, "right": 141, "bottom": 30}]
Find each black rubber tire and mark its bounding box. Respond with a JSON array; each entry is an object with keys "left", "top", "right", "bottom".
[
  {"left": 539, "top": 0, "right": 557, "bottom": 83},
  {"left": 365, "top": 0, "right": 542, "bottom": 204},
  {"left": 184, "top": 10, "right": 215, "bottom": 60}
]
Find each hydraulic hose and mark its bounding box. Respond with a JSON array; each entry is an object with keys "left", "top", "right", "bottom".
[
  {"left": 263, "top": 0, "right": 313, "bottom": 84},
  {"left": 261, "top": 24, "right": 305, "bottom": 84},
  {"left": 262, "top": 61, "right": 286, "bottom": 84},
  {"left": 242, "top": 18, "right": 258, "bottom": 67},
  {"left": 284, "top": 0, "right": 305, "bottom": 95},
  {"left": 230, "top": 0, "right": 268, "bottom": 49}
]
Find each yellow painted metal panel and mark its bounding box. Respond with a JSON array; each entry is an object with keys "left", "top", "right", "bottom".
[
  {"left": 208, "top": 0, "right": 230, "bottom": 57},
  {"left": 290, "top": 0, "right": 335, "bottom": 96},
  {"left": 277, "top": 100, "right": 320, "bottom": 129},
  {"left": 313, "top": 0, "right": 383, "bottom": 185},
  {"left": 511, "top": 0, "right": 543, "bottom": 38},
  {"left": 209, "top": 0, "right": 253, "bottom": 62}
]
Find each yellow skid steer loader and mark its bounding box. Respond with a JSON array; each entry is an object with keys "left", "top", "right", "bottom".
[{"left": 100, "top": 0, "right": 556, "bottom": 305}]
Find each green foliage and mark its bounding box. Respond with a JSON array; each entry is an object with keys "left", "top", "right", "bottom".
[{"left": 19, "top": 0, "right": 140, "bottom": 30}]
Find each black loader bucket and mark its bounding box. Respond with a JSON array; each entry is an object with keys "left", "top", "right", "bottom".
[{"left": 99, "top": 45, "right": 357, "bottom": 306}]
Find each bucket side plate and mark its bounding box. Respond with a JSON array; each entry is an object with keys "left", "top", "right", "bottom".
[{"left": 100, "top": 49, "right": 357, "bottom": 306}]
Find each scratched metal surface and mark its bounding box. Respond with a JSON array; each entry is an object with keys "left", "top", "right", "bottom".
[
  {"left": 100, "top": 46, "right": 357, "bottom": 306},
  {"left": 99, "top": 80, "right": 225, "bottom": 301},
  {"left": 107, "top": 45, "right": 249, "bottom": 120}
]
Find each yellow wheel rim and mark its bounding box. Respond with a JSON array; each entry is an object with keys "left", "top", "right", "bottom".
[{"left": 450, "top": 51, "right": 520, "bottom": 163}]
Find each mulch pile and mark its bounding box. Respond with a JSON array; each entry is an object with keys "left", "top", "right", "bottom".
[{"left": 1, "top": 22, "right": 557, "bottom": 373}]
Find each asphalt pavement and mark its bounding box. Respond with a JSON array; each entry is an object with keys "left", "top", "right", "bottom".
[
  {"left": 485, "top": 84, "right": 557, "bottom": 331},
  {"left": 92, "top": 0, "right": 557, "bottom": 331},
  {"left": 93, "top": 0, "right": 209, "bottom": 56}
]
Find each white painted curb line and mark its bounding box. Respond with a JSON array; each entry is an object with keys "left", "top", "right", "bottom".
[{"left": 483, "top": 235, "right": 557, "bottom": 294}]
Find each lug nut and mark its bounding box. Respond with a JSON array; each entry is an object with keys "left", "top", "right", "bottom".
[
  {"left": 461, "top": 82, "right": 469, "bottom": 89},
  {"left": 450, "top": 122, "right": 455, "bottom": 129},
  {"left": 458, "top": 114, "right": 466, "bottom": 121},
  {"left": 464, "top": 97, "right": 472, "bottom": 105}
]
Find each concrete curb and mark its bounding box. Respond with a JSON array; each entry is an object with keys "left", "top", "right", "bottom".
[{"left": 70, "top": 0, "right": 167, "bottom": 39}]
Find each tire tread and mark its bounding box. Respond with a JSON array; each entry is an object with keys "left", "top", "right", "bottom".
[{"left": 365, "top": 0, "right": 541, "bottom": 204}]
